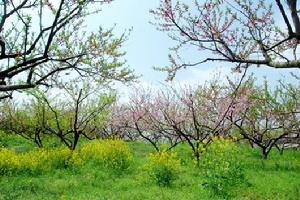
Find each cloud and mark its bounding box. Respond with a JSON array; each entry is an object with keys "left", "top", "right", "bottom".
[{"left": 171, "top": 66, "right": 233, "bottom": 86}]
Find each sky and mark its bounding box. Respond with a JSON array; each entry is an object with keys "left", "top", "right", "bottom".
[
  {"left": 86, "top": 0, "right": 300, "bottom": 96},
  {"left": 9, "top": 0, "right": 300, "bottom": 101}
]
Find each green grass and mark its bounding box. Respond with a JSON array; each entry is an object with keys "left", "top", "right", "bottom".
[{"left": 0, "top": 136, "right": 300, "bottom": 200}]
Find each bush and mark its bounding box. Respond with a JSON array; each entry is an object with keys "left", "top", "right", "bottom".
[
  {"left": 0, "top": 147, "right": 79, "bottom": 175},
  {"left": 200, "top": 137, "right": 246, "bottom": 198},
  {"left": 144, "top": 151, "right": 181, "bottom": 187},
  {"left": 80, "top": 139, "right": 133, "bottom": 172},
  {"left": 0, "top": 139, "right": 132, "bottom": 176},
  {"left": 20, "top": 147, "right": 75, "bottom": 173},
  {"left": 0, "top": 148, "right": 20, "bottom": 175}
]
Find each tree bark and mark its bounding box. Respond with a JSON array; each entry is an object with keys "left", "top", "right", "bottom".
[{"left": 261, "top": 148, "right": 269, "bottom": 160}]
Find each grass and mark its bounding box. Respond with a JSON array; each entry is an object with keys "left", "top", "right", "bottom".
[{"left": 0, "top": 136, "right": 300, "bottom": 200}]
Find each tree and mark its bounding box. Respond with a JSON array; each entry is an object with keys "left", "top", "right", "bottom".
[
  {"left": 230, "top": 80, "right": 300, "bottom": 159},
  {"left": 275, "top": 77, "right": 300, "bottom": 152},
  {"left": 0, "top": 0, "right": 135, "bottom": 99},
  {"left": 28, "top": 82, "right": 114, "bottom": 150},
  {"left": 109, "top": 88, "right": 182, "bottom": 152},
  {"left": 159, "top": 84, "right": 235, "bottom": 166},
  {"left": 128, "top": 88, "right": 183, "bottom": 151},
  {"left": 101, "top": 103, "right": 139, "bottom": 141},
  {"left": 151, "top": 0, "right": 300, "bottom": 80},
  {"left": 117, "top": 84, "right": 238, "bottom": 166},
  {"left": 0, "top": 99, "right": 45, "bottom": 147}
]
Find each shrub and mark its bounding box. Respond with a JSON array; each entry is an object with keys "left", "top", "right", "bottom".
[
  {"left": 144, "top": 151, "right": 181, "bottom": 187},
  {"left": 80, "top": 139, "right": 133, "bottom": 172},
  {"left": 67, "top": 150, "right": 84, "bottom": 167},
  {"left": 200, "top": 137, "right": 246, "bottom": 198},
  {"left": 0, "top": 139, "right": 132, "bottom": 176},
  {"left": 0, "top": 147, "right": 79, "bottom": 175},
  {"left": 20, "top": 147, "right": 74, "bottom": 173},
  {"left": 0, "top": 148, "right": 20, "bottom": 175}
]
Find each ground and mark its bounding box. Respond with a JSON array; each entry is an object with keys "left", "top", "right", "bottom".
[{"left": 0, "top": 135, "right": 300, "bottom": 200}]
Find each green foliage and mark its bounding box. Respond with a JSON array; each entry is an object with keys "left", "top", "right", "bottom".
[
  {"left": 235, "top": 79, "right": 300, "bottom": 159},
  {"left": 80, "top": 139, "right": 133, "bottom": 172},
  {"left": 0, "top": 131, "right": 34, "bottom": 149},
  {"left": 0, "top": 86, "right": 117, "bottom": 150},
  {"left": 144, "top": 151, "right": 181, "bottom": 186},
  {"left": 0, "top": 1, "right": 136, "bottom": 96},
  {"left": 200, "top": 137, "right": 246, "bottom": 198}
]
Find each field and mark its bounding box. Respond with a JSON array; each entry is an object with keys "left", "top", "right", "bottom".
[{"left": 0, "top": 135, "right": 300, "bottom": 200}]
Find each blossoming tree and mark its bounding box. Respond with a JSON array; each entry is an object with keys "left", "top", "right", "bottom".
[
  {"left": 230, "top": 80, "right": 300, "bottom": 159},
  {"left": 113, "top": 83, "right": 242, "bottom": 166},
  {"left": 151, "top": 0, "right": 300, "bottom": 79}
]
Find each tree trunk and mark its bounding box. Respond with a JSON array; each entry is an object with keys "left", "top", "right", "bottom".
[
  {"left": 261, "top": 149, "right": 268, "bottom": 160},
  {"left": 194, "top": 151, "right": 200, "bottom": 167},
  {"left": 249, "top": 140, "right": 254, "bottom": 148},
  {"left": 34, "top": 131, "right": 43, "bottom": 148},
  {"left": 71, "top": 131, "right": 80, "bottom": 151}
]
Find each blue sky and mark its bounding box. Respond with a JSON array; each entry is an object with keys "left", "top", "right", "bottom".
[{"left": 88, "top": 0, "right": 299, "bottom": 91}]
